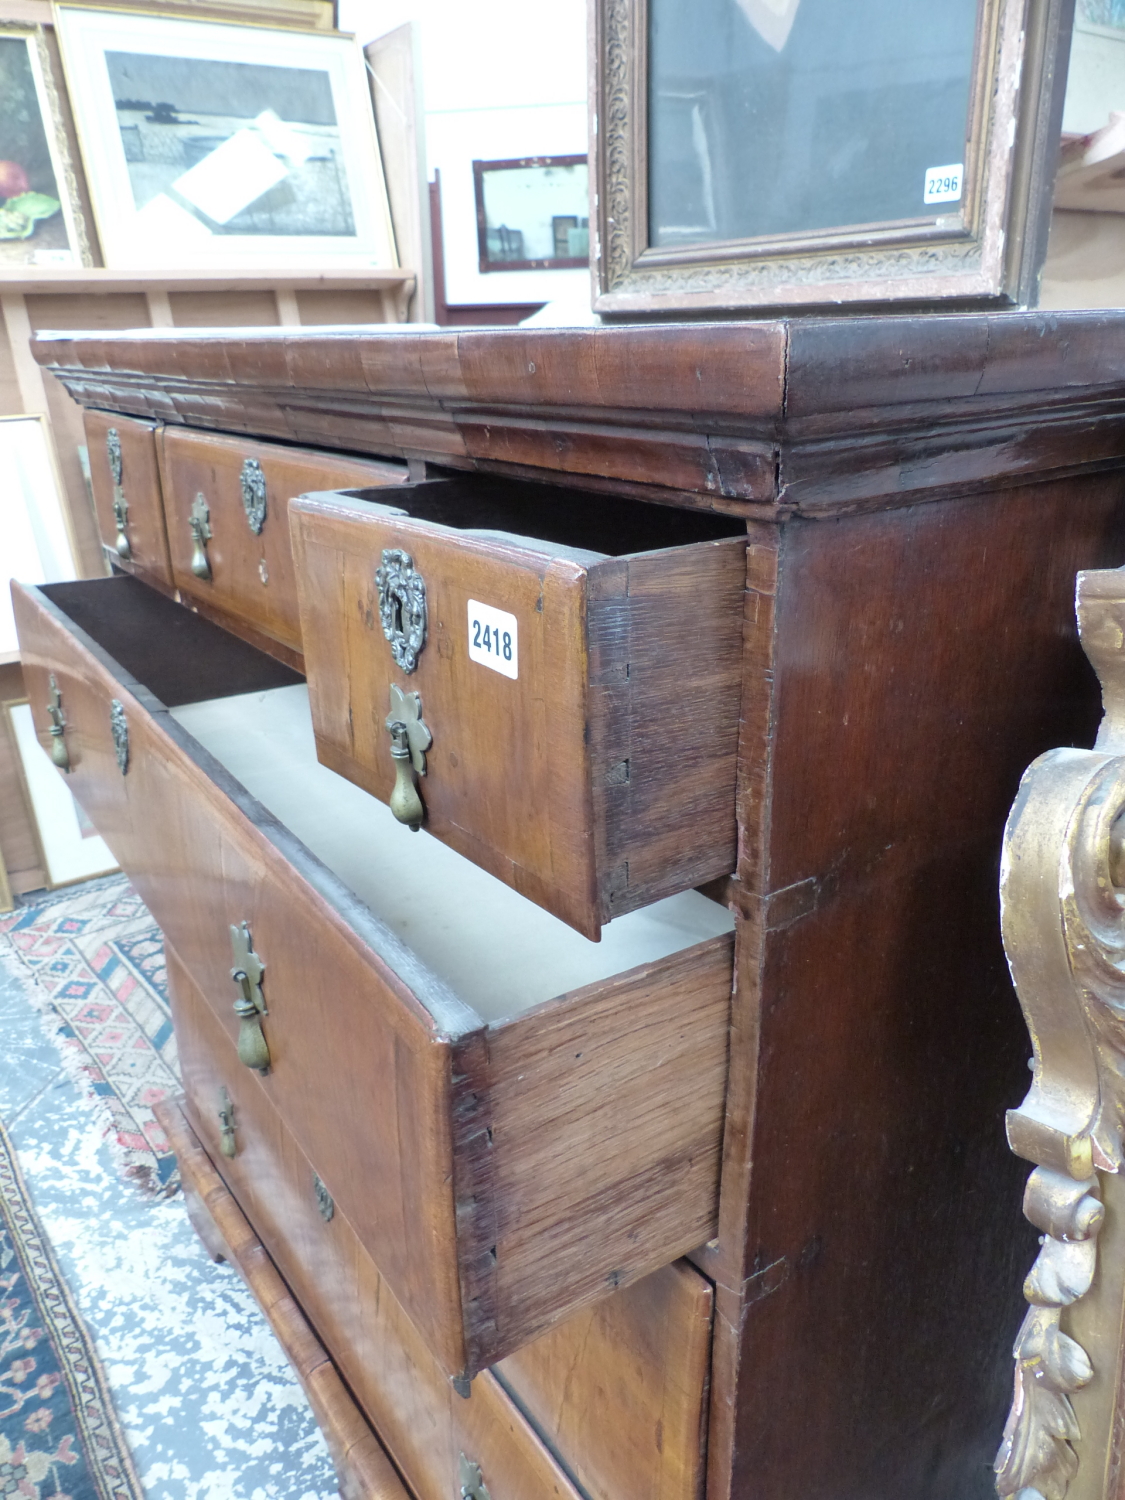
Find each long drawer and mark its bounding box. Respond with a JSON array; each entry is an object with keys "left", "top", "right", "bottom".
[
  {"left": 290, "top": 476, "right": 748, "bottom": 937},
  {"left": 169, "top": 944, "right": 713, "bottom": 1500},
  {"left": 158, "top": 427, "right": 407, "bottom": 661},
  {"left": 12, "top": 574, "right": 734, "bottom": 1384}
]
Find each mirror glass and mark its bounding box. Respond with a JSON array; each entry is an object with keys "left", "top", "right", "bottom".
[{"left": 648, "top": 0, "right": 981, "bottom": 248}]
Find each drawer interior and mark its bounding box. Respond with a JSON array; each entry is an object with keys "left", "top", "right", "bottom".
[
  {"left": 169, "top": 682, "right": 733, "bottom": 1021},
  {"left": 340, "top": 472, "right": 746, "bottom": 557}
]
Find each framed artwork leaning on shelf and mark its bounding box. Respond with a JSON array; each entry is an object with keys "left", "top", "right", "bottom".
[
  {"left": 0, "top": 22, "right": 93, "bottom": 268},
  {"left": 54, "top": 6, "right": 396, "bottom": 269},
  {"left": 591, "top": 0, "right": 1078, "bottom": 313}
]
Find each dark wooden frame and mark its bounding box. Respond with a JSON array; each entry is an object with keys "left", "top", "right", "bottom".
[
  {"left": 472, "top": 154, "right": 589, "bottom": 272},
  {"left": 590, "top": 0, "right": 1076, "bottom": 313}
]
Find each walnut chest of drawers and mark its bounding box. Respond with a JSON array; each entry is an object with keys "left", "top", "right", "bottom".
[{"left": 17, "top": 312, "right": 1125, "bottom": 1500}]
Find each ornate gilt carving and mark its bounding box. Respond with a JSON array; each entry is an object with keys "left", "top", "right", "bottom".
[{"left": 996, "top": 566, "right": 1125, "bottom": 1500}]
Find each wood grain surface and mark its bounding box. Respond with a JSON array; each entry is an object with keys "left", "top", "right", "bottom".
[
  {"left": 157, "top": 1093, "right": 410, "bottom": 1500},
  {"left": 83, "top": 409, "right": 174, "bottom": 590},
  {"left": 158, "top": 428, "right": 407, "bottom": 655},
  {"left": 495, "top": 1231, "right": 713, "bottom": 1500},
  {"left": 29, "top": 314, "right": 1125, "bottom": 515},
  {"left": 10, "top": 576, "right": 734, "bottom": 1381},
  {"left": 166, "top": 957, "right": 586, "bottom": 1500}
]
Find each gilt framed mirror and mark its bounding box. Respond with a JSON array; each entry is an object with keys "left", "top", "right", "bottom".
[{"left": 591, "top": 0, "right": 1076, "bottom": 313}]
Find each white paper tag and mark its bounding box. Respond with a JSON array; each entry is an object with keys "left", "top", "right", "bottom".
[
  {"left": 468, "top": 599, "right": 518, "bottom": 679},
  {"left": 924, "top": 163, "right": 963, "bottom": 205}
]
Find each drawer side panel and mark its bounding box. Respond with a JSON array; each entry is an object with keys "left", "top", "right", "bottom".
[{"left": 477, "top": 933, "right": 732, "bottom": 1361}]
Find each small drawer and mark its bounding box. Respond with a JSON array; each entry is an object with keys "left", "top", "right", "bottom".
[
  {"left": 84, "top": 410, "right": 174, "bottom": 589},
  {"left": 158, "top": 427, "right": 407, "bottom": 661},
  {"left": 169, "top": 948, "right": 586, "bottom": 1500},
  {"left": 12, "top": 575, "right": 734, "bottom": 1386},
  {"left": 290, "top": 477, "right": 748, "bottom": 937}
]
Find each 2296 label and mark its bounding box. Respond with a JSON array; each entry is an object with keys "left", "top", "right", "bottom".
[
  {"left": 468, "top": 599, "right": 518, "bottom": 679},
  {"left": 923, "top": 163, "right": 963, "bottom": 205}
]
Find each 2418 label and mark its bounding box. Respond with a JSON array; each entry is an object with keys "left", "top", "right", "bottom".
[{"left": 467, "top": 599, "right": 518, "bottom": 679}]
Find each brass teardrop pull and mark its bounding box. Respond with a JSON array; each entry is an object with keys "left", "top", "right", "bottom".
[
  {"left": 189, "top": 493, "right": 212, "bottom": 581},
  {"left": 107, "top": 428, "right": 131, "bottom": 559},
  {"left": 386, "top": 683, "right": 431, "bottom": 832},
  {"left": 229, "top": 921, "right": 269, "bottom": 1073},
  {"left": 46, "top": 674, "right": 70, "bottom": 772}
]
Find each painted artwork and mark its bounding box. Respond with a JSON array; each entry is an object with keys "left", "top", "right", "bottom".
[
  {"left": 56, "top": 9, "right": 395, "bottom": 270},
  {"left": 105, "top": 53, "right": 355, "bottom": 238},
  {"left": 0, "top": 35, "right": 71, "bottom": 266}
]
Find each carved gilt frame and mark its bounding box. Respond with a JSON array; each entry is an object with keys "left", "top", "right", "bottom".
[
  {"left": 997, "top": 566, "right": 1125, "bottom": 1500},
  {"left": 590, "top": 0, "right": 1075, "bottom": 313}
]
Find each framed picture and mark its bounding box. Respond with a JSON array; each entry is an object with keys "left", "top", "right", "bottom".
[
  {"left": 592, "top": 0, "right": 1076, "bottom": 313},
  {"left": 0, "top": 23, "right": 93, "bottom": 268},
  {"left": 5, "top": 699, "right": 118, "bottom": 888},
  {"left": 54, "top": 6, "right": 396, "bottom": 269},
  {"left": 473, "top": 155, "right": 589, "bottom": 271},
  {"left": 0, "top": 416, "right": 78, "bottom": 661}
]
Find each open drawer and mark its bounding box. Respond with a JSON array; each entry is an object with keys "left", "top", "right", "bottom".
[
  {"left": 11, "top": 574, "right": 733, "bottom": 1384},
  {"left": 290, "top": 476, "right": 748, "bottom": 937}
]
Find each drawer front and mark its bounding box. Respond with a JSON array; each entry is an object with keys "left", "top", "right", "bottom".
[
  {"left": 12, "top": 577, "right": 732, "bottom": 1385},
  {"left": 171, "top": 947, "right": 584, "bottom": 1500},
  {"left": 84, "top": 410, "right": 174, "bottom": 589},
  {"left": 291, "top": 483, "right": 747, "bottom": 937},
  {"left": 496, "top": 1262, "right": 713, "bottom": 1500},
  {"left": 159, "top": 428, "right": 407, "bottom": 657}
]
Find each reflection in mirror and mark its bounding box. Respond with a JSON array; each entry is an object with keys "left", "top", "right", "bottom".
[
  {"left": 473, "top": 155, "right": 589, "bottom": 270},
  {"left": 648, "top": 0, "right": 981, "bottom": 247}
]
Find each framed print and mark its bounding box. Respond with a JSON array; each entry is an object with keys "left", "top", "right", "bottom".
[
  {"left": 0, "top": 24, "right": 92, "bottom": 268},
  {"left": 592, "top": 0, "right": 1076, "bottom": 313},
  {"left": 54, "top": 7, "right": 396, "bottom": 269},
  {"left": 473, "top": 155, "right": 589, "bottom": 271},
  {"left": 0, "top": 416, "right": 78, "bottom": 661},
  {"left": 6, "top": 700, "right": 118, "bottom": 887}
]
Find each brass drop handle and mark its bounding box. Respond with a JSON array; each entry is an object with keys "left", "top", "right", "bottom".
[
  {"left": 112, "top": 490, "right": 131, "bottom": 560},
  {"left": 229, "top": 921, "right": 269, "bottom": 1074},
  {"left": 386, "top": 683, "right": 432, "bottom": 833},
  {"left": 46, "top": 674, "right": 70, "bottom": 772},
  {"left": 189, "top": 492, "right": 212, "bottom": 581},
  {"left": 389, "top": 723, "right": 424, "bottom": 831},
  {"left": 107, "top": 427, "right": 131, "bottom": 559},
  {"left": 217, "top": 1087, "right": 237, "bottom": 1158}
]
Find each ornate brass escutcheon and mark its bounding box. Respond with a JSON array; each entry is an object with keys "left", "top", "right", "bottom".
[
  {"left": 217, "top": 1087, "right": 237, "bottom": 1158},
  {"left": 107, "top": 428, "right": 131, "bottom": 560},
  {"left": 375, "top": 548, "right": 427, "bottom": 672},
  {"left": 458, "top": 1456, "right": 491, "bottom": 1500},
  {"left": 189, "top": 493, "right": 212, "bottom": 580},
  {"left": 46, "top": 674, "right": 69, "bottom": 772},
  {"left": 386, "top": 683, "right": 431, "bottom": 831},
  {"left": 110, "top": 699, "right": 129, "bottom": 775},
  {"left": 229, "top": 921, "right": 269, "bottom": 1074},
  {"left": 240, "top": 457, "right": 267, "bottom": 535}
]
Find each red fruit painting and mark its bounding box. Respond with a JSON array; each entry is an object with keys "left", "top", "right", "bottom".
[{"left": 0, "top": 161, "right": 30, "bottom": 201}]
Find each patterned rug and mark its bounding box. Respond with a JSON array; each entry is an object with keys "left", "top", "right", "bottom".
[
  {"left": 0, "top": 1113, "right": 144, "bottom": 1500},
  {"left": 0, "top": 877, "right": 178, "bottom": 1196}
]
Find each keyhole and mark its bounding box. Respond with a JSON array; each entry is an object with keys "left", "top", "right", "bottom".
[{"left": 393, "top": 595, "right": 403, "bottom": 635}]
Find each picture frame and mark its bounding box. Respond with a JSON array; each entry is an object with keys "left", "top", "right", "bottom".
[
  {"left": 0, "top": 415, "right": 78, "bottom": 662},
  {"left": 0, "top": 22, "right": 93, "bottom": 268},
  {"left": 5, "top": 698, "right": 118, "bottom": 889},
  {"left": 591, "top": 0, "right": 1076, "bottom": 314},
  {"left": 473, "top": 154, "right": 589, "bottom": 272},
  {"left": 54, "top": 6, "right": 397, "bottom": 269}
]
